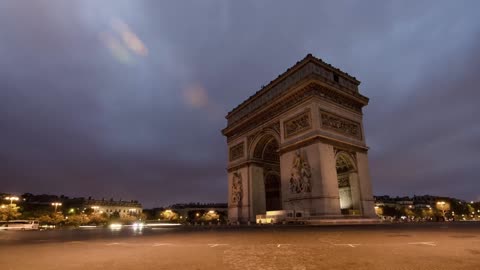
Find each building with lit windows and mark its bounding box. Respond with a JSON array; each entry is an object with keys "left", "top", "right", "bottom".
[{"left": 82, "top": 199, "right": 142, "bottom": 217}]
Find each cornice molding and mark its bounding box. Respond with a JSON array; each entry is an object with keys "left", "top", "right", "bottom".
[
  {"left": 226, "top": 54, "right": 362, "bottom": 124},
  {"left": 223, "top": 81, "right": 367, "bottom": 141},
  {"left": 278, "top": 133, "right": 368, "bottom": 154}
]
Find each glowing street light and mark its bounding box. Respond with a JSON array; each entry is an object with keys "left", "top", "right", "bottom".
[
  {"left": 5, "top": 196, "right": 19, "bottom": 205},
  {"left": 436, "top": 201, "right": 446, "bottom": 220},
  {"left": 51, "top": 202, "right": 62, "bottom": 213}
]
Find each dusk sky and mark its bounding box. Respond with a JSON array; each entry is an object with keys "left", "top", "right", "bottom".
[{"left": 1, "top": 1, "right": 479, "bottom": 207}]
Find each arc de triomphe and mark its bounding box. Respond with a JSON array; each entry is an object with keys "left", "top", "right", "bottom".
[{"left": 222, "top": 54, "right": 376, "bottom": 223}]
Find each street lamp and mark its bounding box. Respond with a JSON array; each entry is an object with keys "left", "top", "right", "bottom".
[
  {"left": 5, "top": 196, "right": 19, "bottom": 205},
  {"left": 51, "top": 202, "right": 62, "bottom": 213},
  {"left": 436, "top": 201, "right": 446, "bottom": 221}
]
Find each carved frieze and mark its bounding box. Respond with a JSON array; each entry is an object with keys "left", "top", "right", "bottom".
[
  {"left": 284, "top": 109, "right": 312, "bottom": 138},
  {"left": 226, "top": 86, "right": 315, "bottom": 142},
  {"left": 320, "top": 110, "right": 362, "bottom": 140},
  {"left": 227, "top": 63, "right": 314, "bottom": 125},
  {"left": 227, "top": 60, "right": 361, "bottom": 125},
  {"left": 289, "top": 150, "right": 312, "bottom": 194},
  {"left": 231, "top": 171, "right": 243, "bottom": 206},
  {"left": 225, "top": 83, "right": 364, "bottom": 142},
  {"left": 315, "top": 84, "right": 363, "bottom": 113},
  {"left": 229, "top": 142, "right": 244, "bottom": 161}
]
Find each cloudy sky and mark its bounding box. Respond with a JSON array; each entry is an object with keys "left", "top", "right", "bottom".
[{"left": 1, "top": 1, "right": 479, "bottom": 207}]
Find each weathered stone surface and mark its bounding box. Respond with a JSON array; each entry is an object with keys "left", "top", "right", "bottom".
[
  {"left": 229, "top": 142, "right": 245, "bottom": 161},
  {"left": 223, "top": 55, "right": 375, "bottom": 223}
]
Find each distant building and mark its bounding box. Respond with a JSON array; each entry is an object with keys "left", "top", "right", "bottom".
[
  {"left": 82, "top": 199, "right": 142, "bottom": 217},
  {"left": 374, "top": 195, "right": 437, "bottom": 210},
  {"left": 19, "top": 193, "right": 142, "bottom": 217},
  {"left": 167, "top": 203, "right": 228, "bottom": 220}
]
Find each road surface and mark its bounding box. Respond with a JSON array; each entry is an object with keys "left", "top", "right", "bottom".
[{"left": 1, "top": 222, "right": 479, "bottom": 270}]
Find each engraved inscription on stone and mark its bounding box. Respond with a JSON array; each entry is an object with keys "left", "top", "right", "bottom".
[
  {"left": 320, "top": 110, "right": 362, "bottom": 140},
  {"left": 229, "top": 142, "right": 245, "bottom": 161},
  {"left": 284, "top": 110, "right": 312, "bottom": 138}
]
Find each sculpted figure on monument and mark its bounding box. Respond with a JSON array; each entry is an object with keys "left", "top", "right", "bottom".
[
  {"left": 289, "top": 150, "right": 312, "bottom": 193},
  {"left": 231, "top": 171, "right": 243, "bottom": 205}
]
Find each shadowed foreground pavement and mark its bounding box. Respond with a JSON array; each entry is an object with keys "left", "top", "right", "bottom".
[{"left": 1, "top": 223, "right": 479, "bottom": 270}]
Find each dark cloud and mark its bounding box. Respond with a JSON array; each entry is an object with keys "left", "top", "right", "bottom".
[{"left": 1, "top": 1, "right": 479, "bottom": 206}]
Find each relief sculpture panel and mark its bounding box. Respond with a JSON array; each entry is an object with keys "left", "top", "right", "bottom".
[
  {"left": 284, "top": 110, "right": 312, "bottom": 138},
  {"left": 320, "top": 110, "right": 362, "bottom": 140},
  {"left": 229, "top": 142, "right": 244, "bottom": 161},
  {"left": 289, "top": 150, "right": 312, "bottom": 194},
  {"left": 231, "top": 171, "right": 243, "bottom": 205},
  {"left": 224, "top": 55, "right": 375, "bottom": 221}
]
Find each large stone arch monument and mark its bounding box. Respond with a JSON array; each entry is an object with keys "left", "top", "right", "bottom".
[{"left": 222, "top": 54, "right": 376, "bottom": 223}]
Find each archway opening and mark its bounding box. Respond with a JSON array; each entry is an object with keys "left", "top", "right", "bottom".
[
  {"left": 336, "top": 153, "right": 358, "bottom": 215},
  {"left": 265, "top": 173, "right": 281, "bottom": 211},
  {"left": 253, "top": 135, "right": 281, "bottom": 211}
]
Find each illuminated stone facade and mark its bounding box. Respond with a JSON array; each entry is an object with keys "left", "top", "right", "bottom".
[
  {"left": 84, "top": 199, "right": 142, "bottom": 217},
  {"left": 222, "top": 54, "right": 376, "bottom": 223}
]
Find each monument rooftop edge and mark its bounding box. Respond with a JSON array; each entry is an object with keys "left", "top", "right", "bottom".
[{"left": 224, "top": 54, "right": 369, "bottom": 131}]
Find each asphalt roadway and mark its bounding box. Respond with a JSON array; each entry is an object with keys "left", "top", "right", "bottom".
[{"left": 1, "top": 222, "right": 479, "bottom": 270}]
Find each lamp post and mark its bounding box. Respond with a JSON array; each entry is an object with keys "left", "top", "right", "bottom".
[
  {"left": 436, "top": 201, "right": 446, "bottom": 221},
  {"left": 5, "top": 196, "right": 19, "bottom": 206},
  {"left": 51, "top": 202, "right": 62, "bottom": 213}
]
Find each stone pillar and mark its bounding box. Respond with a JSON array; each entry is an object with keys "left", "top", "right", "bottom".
[
  {"left": 281, "top": 142, "right": 343, "bottom": 217},
  {"left": 316, "top": 143, "right": 342, "bottom": 216},
  {"left": 349, "top": 172, "right": 362, "bottom": 213},
  {"left": 227, "top": 166, "right": 250, "bottom": 223},
  {"left": 228, "top": 207, "right": 241, "bottom": 223},
  {"left": 280, "top": 145, "right": 317, "bottom": 214},
  {"left": 356, "top": 152, "right": 376, "bottom": 218},
  {"left": 249, "top": 164, "right": 266, "bottom": 222}
]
